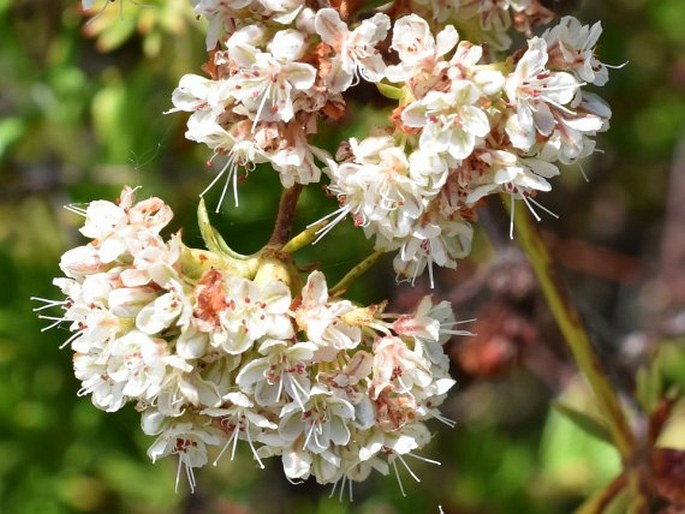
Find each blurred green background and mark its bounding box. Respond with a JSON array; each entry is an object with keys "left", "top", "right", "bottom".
[{"left": 1, "top": 0, "right": 685, "bottom": 513}]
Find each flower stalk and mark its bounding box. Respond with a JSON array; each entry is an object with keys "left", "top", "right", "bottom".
[
  {"left": 269, "top": 184, "right": 304, "bottom": 247},
  {"left": 510, "top": 198, "right": 635, "bottom": 462},
  {"left": 331, "top": 250, "right": 385, "bottom": 295}
]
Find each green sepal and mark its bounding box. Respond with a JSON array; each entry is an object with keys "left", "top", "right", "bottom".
[
  {"left": 197, "top": 198, "right": 249, "bottom": 260},
  {"left": 376, "top": 82, "right": 403, "bottom": 100}
]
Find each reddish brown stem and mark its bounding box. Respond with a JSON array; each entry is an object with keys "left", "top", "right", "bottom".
[{"left": 269, "top": 184, "right": 303, "bottom": 247}]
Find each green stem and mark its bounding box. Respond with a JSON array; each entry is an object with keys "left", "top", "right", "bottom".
[
  {"left": 331, "top": 250, "right": 385, "bottom": 295},
  {"left": 281, "top": 220, "right": 328, "bottom": 254},
  {"left": 511, "top": 198, "right": 635, "bottom": 461}
]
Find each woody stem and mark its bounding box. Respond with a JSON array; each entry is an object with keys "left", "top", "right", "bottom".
[
  {"left": 510, "top": 198, "right": 635, "bottom": 462},
  {"left": 269, "top": 184, "right": 303, "bottom": 247}
]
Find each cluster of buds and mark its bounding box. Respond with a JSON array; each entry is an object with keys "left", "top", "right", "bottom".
[{"left": 40, "top": 187, "right": 462, "bottom": 492}]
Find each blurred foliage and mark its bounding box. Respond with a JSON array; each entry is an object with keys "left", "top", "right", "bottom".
[{"left": 1, "top": 0, "right": 685, "bottom": 513}]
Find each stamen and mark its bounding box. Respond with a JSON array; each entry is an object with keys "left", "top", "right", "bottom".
[
  {"left": 577, "top": 161, "right": 589, "bottom": 183},
  {"left": 392, "top": 459, "right": 407, "bottom": 497},
  {"left": 405, "top": 452, "right": 442, "bottom": 466},
  {"left": 509, "top": 193, "right": 515, "bottom": 240},
  {"left": 527, "top": 196, "right": 559, "bottom": 219},
  {"left": 397, "top": 455, "right": 421, "bottom": 483},
  {"left": 522, "top": 196, "right": 542, "bottom": 222},
  {"left": 213, "top": 427, "right": 237, "bottom": 466},
  {"left": 31, "top": 297, "right": 67, "bottom": 311},
  {"left": 245, "top": 426, "right": 265, "bottom": 469},
  {"left": 64, "top": 204, "right": 88, "bottom": 216}
]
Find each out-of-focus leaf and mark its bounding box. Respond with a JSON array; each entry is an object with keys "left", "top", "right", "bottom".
[
  {"left": 636, "top": 364, "right": 662, "bottom": 414},
  {"left": 0, "top": 118, "right": 25, "bottom": 162},
  {"left": 541, "top": 380, "right": 621, "bottom": 494},
  {"left": 656, "top": 399, "right": 685, "bottom": 450},
  {"left": 552, "top": 401, "right": 613, "bottom": 446}
]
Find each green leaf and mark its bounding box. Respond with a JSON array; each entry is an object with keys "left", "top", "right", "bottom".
[{"left": 552, "top": 401, "right": 613, "bottom": 446}]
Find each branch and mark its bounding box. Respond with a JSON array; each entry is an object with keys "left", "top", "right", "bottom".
[
  {"left": 269, "top": 184, "right": 303, "bottom": 247},
  {"left": 510, "top": 198, "right": 635, "bottom": 462}
]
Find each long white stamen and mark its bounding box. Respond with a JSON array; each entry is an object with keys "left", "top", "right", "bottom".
[
  {"left": 31, "top": 297, "right": 67, "bottom": 311},
  {"left": 245, "top": 426, "right": 265, "bottom": 469},
  {"left": 329, "top": 478, "right": 339, "bottom": 499},
  {"left": 175, "top": 454, "right": 183, "bottom": 493},
  {"left": 397, "top": 455, "right": 421, "bottom": 483},
  {"left": 392, "top": 460, "right": 407, "bottom": 497},
  {"left": 252, "top": 84, "right": 273, "bottom": 133},
  {"left": 577, "top": 161, "right": 589, "bottom": 183},
  {"left": 311, "top": 206, "right": 351, "bottom": 244},
  {"left": 213, "top": 427, "right": 238, "bottom": 466},
  {"left": 527, "top": 196, "right": 559, "bottom": 219},
  {"left": 64, "top": 204, "right": 88, "bottom": 216},
  {"left": 509, "top": 193, "right": 515, "bottom": 240},
  {"left": 433, "top": 413, "right": 458, "bottom": 428},
  {"left": 405, "top": 453, "right": 442, "bottom": 466},
  {"left": 303, "top": 421, "right": 317, "bottom": 450},
  {"left": 215, "top": 156, "right": 238, "bottom": 212},
  {"left": 231, "top": 425, "right": 240, "bottom": 461},
  {"left": 59, "top": 331, "right": 82, "bottom": 350},
  {"left": 522, "top": 195, "right": 541, "bottom": 222}
]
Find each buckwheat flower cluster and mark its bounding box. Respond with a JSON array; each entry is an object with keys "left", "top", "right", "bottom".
[
  {"left": 169, "top": 2, "right": 391, "bottom": 207},
  {"left": 410, "top": 0, "right": 554, "bottom": 49},
  {"left": 319, "top": 14, "right": 613, "bottom": 283},
  {"left": 45, "top": 187, "right": 460, "bottom": 492}
]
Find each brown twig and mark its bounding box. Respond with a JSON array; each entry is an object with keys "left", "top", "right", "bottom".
[{"left": 269, "top": 184, "right": 303, "bottom": 247}]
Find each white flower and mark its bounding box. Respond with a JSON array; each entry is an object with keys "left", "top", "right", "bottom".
[
  {"left": 278, "top": 385, "right": 355, "bottom": 454},
  {"left": 203, "top": 391, "right": 278, "bottom": 468},
  {"left": 236, "top": 339, "right": 316, "bottom": 408},
  {"left": 318, "top": 137, "right": 425, "bottom": 243},
  {"left": 135, "top": 280, "right": 193, "bottom": 335},
  {"left": 466, "top": 150, "right": 559, "bottom": 204},
  {"left": 315, "top": 9, "right": 390, "bottom": 93},
  {"left": 504, "top": 37, "right": 579, "bottom": 151},
  {"left": 403, "top": 80, "right": 491, "bottom": 161},
  {"left": 295, "top": 271, "right": 361, "bottom": 361},
  {"left": 143, "top": 411, "right": 223, "bottom": 492},
  {"left": 107, "top": 330, "right": 171, "bottom": 401},
  {"left": 168, "top": 74, "right": 232, "bottom": 115},
  {"left": 371, "top": 336, "right": 432, "bottom": 399},
  {"left": 259, "top": 0, "right": 305, "bottom": 25},
  {"left": 74, "top": 352, "right": 127, "bottom": 412},
  {"left": 543, "top": 16, "right": 609, "bottom": 86},
  {"left": 228, "top": 35, "right": 316, "bottom": 126},
  {"left": 394, "top": 216, "right": 473, "bottom": 286},
  {"left": 386, "top": 14, "right": 458, "bottom": 83},
  {"left": 192, "top": 270, "right": 293, "bottom": 355}
]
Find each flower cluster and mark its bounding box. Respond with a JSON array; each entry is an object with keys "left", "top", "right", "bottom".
[
  {"left": 43, "top": 187, "right": 460, "bottom": 492},
  {"left": 319, "top": 14, "right": 613, "bottom": 283},
  {"left": 169, "top": 2, "right": 393, "bottom": 206}
]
